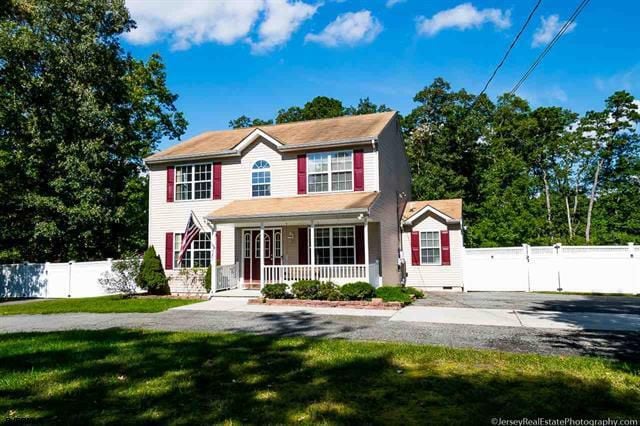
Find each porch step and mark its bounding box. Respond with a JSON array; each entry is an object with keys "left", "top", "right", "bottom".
[{"left": 243, "top": 283, "right": 261, "bottom": 290}]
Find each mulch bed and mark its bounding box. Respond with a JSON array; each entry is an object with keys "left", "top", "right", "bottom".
[{"left": 249, "top": 298, "right": 403, "bottom": 310}]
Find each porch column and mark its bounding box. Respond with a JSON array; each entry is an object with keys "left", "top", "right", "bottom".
[
  {"left": 208, "top": 221, "right": 217, "bottom": 296},
  {"left": 260, "top": 223, "right": 265, "bottom": 289},
  {"left": 310, "top": 221, "right": 315, "bottom": 280},
  {"left": 364, "top": 218, "right": 370, "bottom": 284}
]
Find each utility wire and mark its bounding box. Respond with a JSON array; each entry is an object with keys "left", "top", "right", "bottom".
[
  {"left": 510, "top": 0, "right": 591, "bottom": 94},
  {"left": 477, "top": 0, "right": 542, "bottom": 99}
]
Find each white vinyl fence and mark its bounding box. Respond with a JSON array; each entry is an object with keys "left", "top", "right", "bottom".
[
  {"left": 0, "top": 260, "right": 116, "bottom": 299},
  {"left": 464, "top": 244, "right": 640, "bottom": 294}
]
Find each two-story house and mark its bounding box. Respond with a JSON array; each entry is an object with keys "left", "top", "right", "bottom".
[{"left": 144, "top": 111, "right": 464, "bottom": 295}]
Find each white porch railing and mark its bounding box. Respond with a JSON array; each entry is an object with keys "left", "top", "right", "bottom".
[
  {"left": 215, "top": 262, "right": 239, "bottom": 292},
  {"left": 263, "top": 264, "right": 377, "bottom": 286}
]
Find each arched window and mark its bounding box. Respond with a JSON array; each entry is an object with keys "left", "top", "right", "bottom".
[
  {"left": 255, "top": 233, "right": 271, "bottom": 258},
  {"left": 243, "top": 232, "right": 251, "bottom": 258},
  {"left": 252, "top": 160, "right": 271, "bottom": 197},
  {"left": 274, "top": 231, "right": 282, "bottom": 258}
]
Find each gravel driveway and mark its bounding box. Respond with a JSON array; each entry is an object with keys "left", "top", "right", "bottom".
[{"left": 415, "top": 291, "right": 640, "bottom": 314}]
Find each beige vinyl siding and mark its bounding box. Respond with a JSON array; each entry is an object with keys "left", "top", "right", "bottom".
[
  {"left": 148, "top": 137, "right": 381, "bottom": 283},
  {"left": 369, "top": 117, "right": 412, "bottom": 284},
  {"left": 402, "top": 215, "right": 464, "bottom": 289}
]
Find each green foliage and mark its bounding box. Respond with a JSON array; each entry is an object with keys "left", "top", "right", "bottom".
[
  {"left": 290, "top": 280, "right": 321, "bottom": 300},
  {"left": 228, "top": 115, "right": 274, "bottom": 129},
  {"left": 204, "top": 265, "right": 212, "bottom": 292},
  {"left": 340, "top": 282, "right": 375, "bottom": 301},
  {"left": 374, "top": 287, "right": 412, "bottom": 303},
  {"left": 261, "top": 283, "right": 289, "bottom": 299},
  {"left": 316, "top": 282, "right": 343, "bottom": 301},
  {"left": 136, "top": 246, "right": 169, "bottom": 295},
  {"left": 404, "top": 287, "right": 425, "bottom": 299},
  {"left": 0, "top": 0, "right": 186, "bottom": 262},
  {"left": 98, "top": 254, "right": 142, "bottom": 297}
]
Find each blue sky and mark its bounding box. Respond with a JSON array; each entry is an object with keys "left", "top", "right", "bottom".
[{"left": 122, "top": 1, "right": 640, "bottom": 150}]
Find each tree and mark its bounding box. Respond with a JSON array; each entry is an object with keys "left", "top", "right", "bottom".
[
  {"left": 136, "top": 246, "right": 169, "bottom": 295},
  {"left": 344, "top": 97, "right": 391, "bottom": 115},
  {"left": 527, "top": 107, "right": 578, "bottom": 237},
  {"left": 578, "top": 91, "right": 640, "bottom": 242},
  {"left": 228, "top": 115, "right": 274, "bottom": 129},
  {"left": 276, "top": 96, "right": 344, "bottom": 123},
  {"left": 402, "top": 78, "right": 494, "bottom": 216},
  {"left": 0, "top": 0, "right": 186, "bottom": 262}
]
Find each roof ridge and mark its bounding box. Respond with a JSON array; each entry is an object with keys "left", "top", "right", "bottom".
[{"left": 248, "top": 110, "right": 397, "bottom": 130}]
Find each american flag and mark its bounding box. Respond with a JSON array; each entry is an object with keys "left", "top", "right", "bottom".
[{"left": 178, "top": 212, "right": 201, "bottom": 263}]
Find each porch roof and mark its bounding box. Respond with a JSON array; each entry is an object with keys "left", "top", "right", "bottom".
[{"left": 207, "top": 192, "right": 379, "bottom": 223}]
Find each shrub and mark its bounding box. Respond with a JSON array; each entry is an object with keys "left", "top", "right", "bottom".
[
  {"left": 136, "top": 246, "right": 170, "bottom": 295},
  {"left": 404, "top": 287, "right": 424, "bottom": 299},
  {"left": 317, "top": 282, "right": 343, "bottom": 301},
  {"left": 375, "top": 286, "right": 412, "bottom": 304},
  {"left": 262, "top": 283, "right": 289, "bottom": 299},
  {"left": 291, "top": 280, "right": 321, "bottom": 300},
  {"left": 99, "top": 254, "right": 141, "bottom": 298},
  {"left": 204, "top": 265, "right": 212, "bottom": 292},
  {"left": 340, "top": 282, "right": 375, "bottom": 300}
]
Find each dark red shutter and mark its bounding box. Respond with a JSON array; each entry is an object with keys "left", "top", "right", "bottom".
[
  {"left": 355, "top": 225, "right": 365, "bottom": 264},
  {"left": 213, "top": 162, "right": 221, "bottom": 199},
  {"left": 441, "top": 230, "right": 451, "bottom": 265},
  {"left": 216, "top": 230, "right": 221, "bottom": 266},
  {"left": 298, "top": 227, "right": 308, "bottom": 264},
  {"left": 165, "top": 233, "right": 173, "bottom": 270},
  {"left": 297, "top": 154, "right": 306, "bottom": 194},
  {"left": 410, "top": 231, "right": 420, "bottom": 266},
  {"left": 166, "top": 166, "right": 174, "bottom": 202},
  {"left": 354, "top": 149, "right": 364, "bottom": 191}
]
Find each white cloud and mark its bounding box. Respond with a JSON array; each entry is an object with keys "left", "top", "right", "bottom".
[
  {"left": 386, "top": 0, "right": 406, "bottom": 8},
  {"left": 416, "top": 3, "right": 511, "bottom": 37},
  {"left": 532, "top": 15, "right": 576, "bottom": 48},
  {"left": 124, "top": 0, "right": 318, "bottom": 53},
  {"left": 305, "top": 10, "right": 382, "bottom": 47},
  {"left": 250, "top": 0, "right": 319, "bottom": 53}
]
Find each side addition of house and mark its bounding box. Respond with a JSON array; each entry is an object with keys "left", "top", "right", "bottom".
[{"left": 144, "top": 112, "right": 414, "bottom": 294}]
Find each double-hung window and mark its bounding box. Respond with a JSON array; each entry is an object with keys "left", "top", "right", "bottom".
[
  {"left": 174, "top": 232, "right": 211, "bottom": 268},
  {"left": 307, "top": 151, "right": 353, "bottom": 193},
  {"left": 311, "top": 226, "right": 355, "bottom": 265},
  {"left": 420, "top": 231, "right": 441, "bottom": 265},
  {"left": 175, "top": 164, "right": 212, "bottom": 201}
]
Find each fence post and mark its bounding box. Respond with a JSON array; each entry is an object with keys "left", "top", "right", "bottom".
[
  {"left": 629, "top": 243, "right": 637, "bottom": 294},
  {"left": 554, "top": 243, "right": 563, "bottom": 292},
  {"left": 522, "top": 244, "right": 530, "bottom": 292},
  {"left": 67, "top": 261, "right": 74, "bottom": 298}
]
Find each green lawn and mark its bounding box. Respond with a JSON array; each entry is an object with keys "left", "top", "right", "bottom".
[
  {"left": 0, "top": 295, "right": 200, "bottom": 315},
  {"left": 0, "top": 330, "right": 638, "bottom": 424}
]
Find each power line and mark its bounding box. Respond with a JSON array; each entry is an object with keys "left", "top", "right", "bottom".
[
  {"left": 510, "top": 0, "right": 591, "bottom": 94},
  {"left": 477, "top": 0, "right": 542, "bottom": 99}
]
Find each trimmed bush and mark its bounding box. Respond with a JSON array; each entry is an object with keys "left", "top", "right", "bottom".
[
  {"left": 136, "top": 246, "right": 170, "bottom": 295},
  {"left": 204, "top": 265, "right": 212, "bottom": 292},
  {"left": 375, "top": 286, "right": 412, "bottom": 303},
  {"left": 262, "top": 283, "right": 289, "bottom": 299},
  {"left": 291, "top": 280, "right": 321, "bottom": 300},
  {"left": 340, "top": 282, "right": 375, "bottom": 301},
  {"left": 404, "top": 287, "right": 425, "bottom": 299},
  {"left": 317, "top": 282, "right": 343, "bottom": 301}
]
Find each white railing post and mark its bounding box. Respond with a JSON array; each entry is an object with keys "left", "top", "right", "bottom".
[
  {"left": 310, "top": 221, "right": 315, "bottom": 280},
  {"left": 554, "top": 243, "right": 563, "bottom": 292},
  {"left": 67, "top": 261, "right": 74, "bottom": 298},
  {"left": 259, "top": 223, "right": 265, "bottom": 289},
  {"left": 522, "top": 244, "right": 530, "bottom": 292},
  {"left": 364, "top": 218, "right": 370, "bottom": 284}
]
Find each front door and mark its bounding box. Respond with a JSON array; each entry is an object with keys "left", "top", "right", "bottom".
[{"left": 243, "top": 229, "right": 282, "bottom": 283}]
